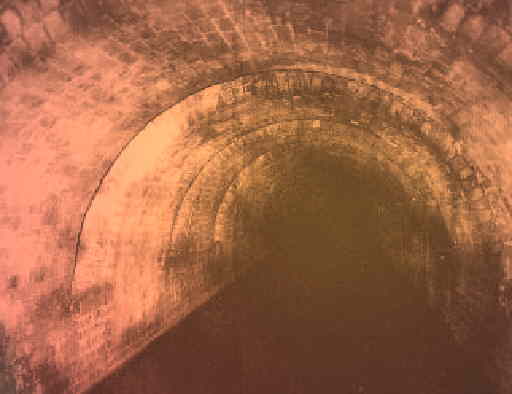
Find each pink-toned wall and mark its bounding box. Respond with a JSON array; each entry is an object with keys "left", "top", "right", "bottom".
[{"left": 2, "top": 0, "right": 512, "bottom": 392}]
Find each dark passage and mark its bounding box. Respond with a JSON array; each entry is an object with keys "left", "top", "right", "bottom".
[{"left": 88, "top": 150, "right": 494, "bottom": 394}]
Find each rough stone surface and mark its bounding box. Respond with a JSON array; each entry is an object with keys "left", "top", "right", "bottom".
[{"left": 1, "top": 0, "right": 512, "bottom": 392}]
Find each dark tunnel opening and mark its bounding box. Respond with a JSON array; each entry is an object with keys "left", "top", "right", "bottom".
[{"left": 87, "top": 147, "right": 497, "bottom": 394}]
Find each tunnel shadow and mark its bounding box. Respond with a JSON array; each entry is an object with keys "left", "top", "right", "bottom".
[{"left": 87, "top": 150, "right": 497, "bottom": 394}]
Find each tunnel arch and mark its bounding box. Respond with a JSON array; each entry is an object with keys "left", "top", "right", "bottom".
[
  {"left": 2, "top": 0, "right": 512, "bottom": 392},
  {"left": 70, "top": 66, "right": 508, "bottom": 392}
]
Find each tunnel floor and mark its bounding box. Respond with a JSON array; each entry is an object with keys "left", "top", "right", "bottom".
[
  {"left": 87, "top": 152, "right": 495, "bottom": 394},
  {"left": 87, "top": 247, "right": 493, "bottom": 394}
]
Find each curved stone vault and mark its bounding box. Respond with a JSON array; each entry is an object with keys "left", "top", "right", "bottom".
[{"left": 2, "top": 0, "right": 512, "bottom": 392}]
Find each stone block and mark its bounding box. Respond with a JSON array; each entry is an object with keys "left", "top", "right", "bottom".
[
  {"left": 0, "top": 9, "right": 22, "bottom": 41},
  {"left": 470, "top": 186, "right": 485, "bottom": 202},
  {"left": 6, "top": 37, "right": 32, "bottom": 67},
  {"left": 440, "top": 1, "right": 465, "bottom": 33},
  {"left": 43, "top": 10, "right": 69, "bottom": 40},
  {"left": 0, "top": 22, "right": 9, "bottom": 46},
  {"left": 40, "top": 0, "right": 61, "bottom": 14},
  {"left": 498, "top": 43, "right": 512, "bottom": 68},
  {"left": 16, "top": 1, "right": 41, "bottom": 24},
  {"left": 460, "top": 14, "right": 486, "bottom": 41},
  {"left": 24, "top": 23, "right": 49, "bottom": 53}
]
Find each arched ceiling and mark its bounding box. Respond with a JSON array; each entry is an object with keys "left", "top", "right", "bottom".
[{"left": 1, "top": 0, "right": 512, "bottom": 392}]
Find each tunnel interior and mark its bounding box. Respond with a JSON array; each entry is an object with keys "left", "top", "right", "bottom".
[
  {"left": 4, "top": 1, "right": 512, "bottom": 392},
  {"left": 86, "top": 143, "right": 500, "bottom": 394}
]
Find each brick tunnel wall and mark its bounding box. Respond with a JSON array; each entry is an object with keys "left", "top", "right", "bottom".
[{"left": 2, "top": 0, "right": 512, "bottom": 392}]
